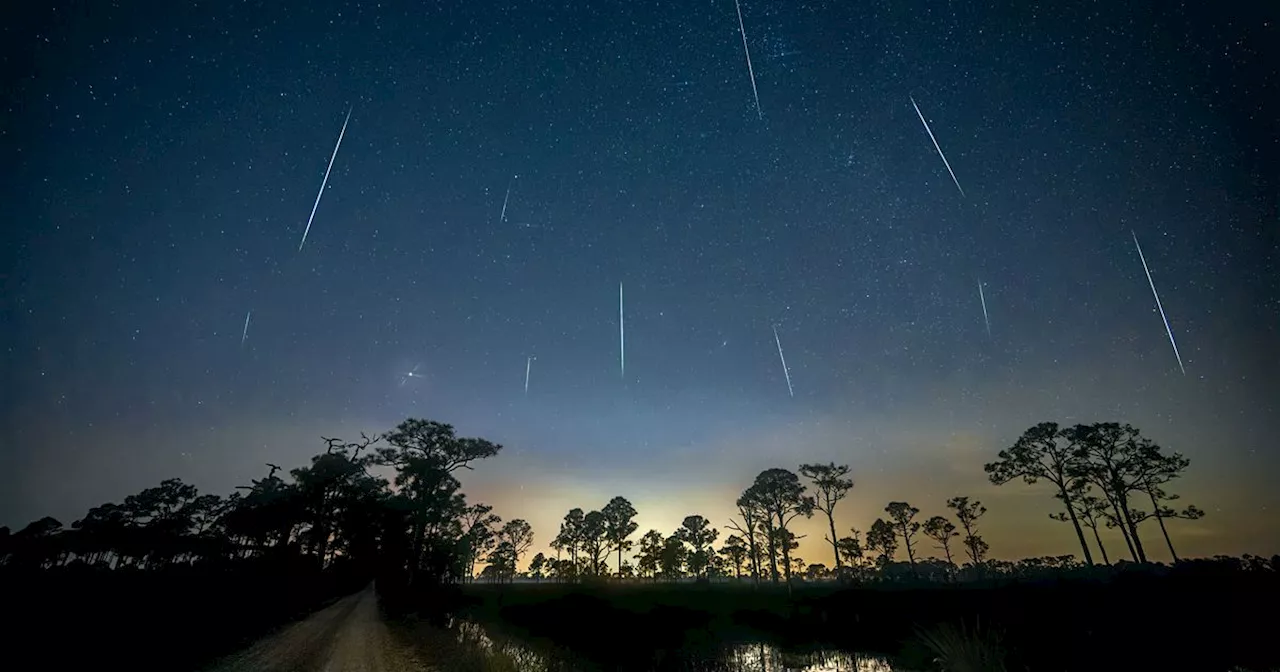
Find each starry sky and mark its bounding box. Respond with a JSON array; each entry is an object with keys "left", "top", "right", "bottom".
[{"left": 2, "top": 1, "right": 1277, "bottom": 564}]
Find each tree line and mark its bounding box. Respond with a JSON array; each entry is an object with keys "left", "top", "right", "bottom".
[
  {"left": 0, "top": 419, "right": 1219, "bottom": 587},
  {"left": 0, "top": 418, "right": 527, "bottom": 595},
  {"left": 478, "top": 421, "right": 1212, "bottom": 587}
]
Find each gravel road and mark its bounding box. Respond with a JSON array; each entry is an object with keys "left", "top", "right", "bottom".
[{"left": 209, "top": 584, "right": 424, "bottom": 672}]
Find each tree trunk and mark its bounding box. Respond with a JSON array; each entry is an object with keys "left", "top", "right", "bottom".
[
  {"left": 1089, "top": 525, "right": 1110, "bottom": 565},
  {"left": 745, "top": 532, "right": 761, "bottom": 588},
  {"left": 1147, "top": 490, "right": 1180, "bottom": 562},
  {"left": 825, "top": 513, "right": 842, "bottom": 574},
  {"left": 763, "top": 521, "right": 780, "bottom": 583},
  {"left": 1116, "top": 492, "right": 1148, "bottom": 563},
  {"left": 777, "top": 514, "right": 794, "bottom": 592},
  {"left": 897, "top": 522, "right": 918, "bottom": 574},
  {"left": 1104, "top": 494, "right": 1138, "bottom": 561},
  {"left": 1057, "top": 484, "right": 1096, "bottom": 566}
]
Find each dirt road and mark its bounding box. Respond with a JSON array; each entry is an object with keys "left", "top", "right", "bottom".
[{"left": 209, "top": 585, "right": 424, "bottom": 672}]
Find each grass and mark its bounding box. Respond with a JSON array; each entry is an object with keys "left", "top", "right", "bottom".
[{"left": 914, "top": 621, "right": 1008, "bottom": 672}]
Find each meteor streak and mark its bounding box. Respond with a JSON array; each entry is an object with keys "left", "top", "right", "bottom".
[
  {"left": 241, "top": 310, "right": 252, "bottom": 346},
  {"left": 499, "top": 175, "right": 516, "bottom": 223},
  {"left": 525, "top": 356, "right": 534, "bottom": 395},
  {"left": 298, "top": 107, "right": 352, "bottom": 251},
  {"left": 909, "top": 95, "right": 965, "bottom": 197},
  {"left": 1132, "top": 231, "right": 1186, "bottom": 375},
  {"left": 772, "top": 325, "right": 794, "bottom": 398},
  {"left": 733, "top": 0, "right": 763, "bottom": 120},
  {"left": 978, "top": 280, "right": 991, "bottom": 337}
]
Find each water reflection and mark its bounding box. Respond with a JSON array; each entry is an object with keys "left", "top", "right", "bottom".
[
  {"left": 727, "top": 643, "right": 895, "bottom": 672},
  {"left": 444, "top": 618, "right": 895, "bottom": 672}
]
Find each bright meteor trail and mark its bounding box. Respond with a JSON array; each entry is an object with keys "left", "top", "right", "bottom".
[
  {"left": 241, "top": 310, "right": 252, "bottom": 347},
  {"left": 499, "top": 175, "right": 515, "bottom": 223},
  {"left": 772, "top": 325, "right": 794, "bottom": 398},
  {"left": 525, "top": 356, "right": 534, "bottom": 395},
  {"left": 1132, "top": 231, "right": 1186, "bottom": 375},
  {"left": 733, "top": 0, "right": 763, "bottom": 121},
  {"left": 298, "top": 107, "right": 352, "bottom": 251},
  {"left": 909, "top": 95, "right": 965, "bottom": 197}
]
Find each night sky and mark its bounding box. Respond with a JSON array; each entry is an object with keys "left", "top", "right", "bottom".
[{"left": 3, "top": 1, "right": 1277, "bottom": 564}]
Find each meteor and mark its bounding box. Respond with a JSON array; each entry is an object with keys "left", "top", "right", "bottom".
[
  {"left": 241, "top": 310, "right": 252, "bottom": 347},
  {"left": 909, "top": 95, "right": 965, "bottom": 197},
  {"left": 733, "top": 0, "right": 763, "bottom": 120},
  {"left": 1132, "top": 231, "right": 1186, "bottom": 374},
  {"left": 499, "top": 175, "right": 516, "bottom": 223},
  {"left": 978, "top": 280, "right": 991, "bottom": 337},
  {"left": 772, "top": 325, "right": 794, "bottom": 398},
  {"left": 525, "top": 356, "right": 534, "bottom": 395},
  {"left": 298, "top": 107, "right": 353, "bottom": 251}
]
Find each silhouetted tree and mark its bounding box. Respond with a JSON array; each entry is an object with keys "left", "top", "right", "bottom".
[
  {"left": 836, "top": 530, "right": 866, "bottom": 580},
  {"left": 601, "top": 496, "right": 638, "bottom": 579},
  {"left": 461, "top": 503, "right": 501, "bottom": 581},
  {"left": 675, "top": 515, "right": 718, "bottom": 580},
  {"left": 986, "top": 422, "right": 1095, "bottom": 565},
  {"left": 555, "top": 508, "right": 586, "bottom": 579},
  {"left": 744, "top": 468, "right": 814, "bottom": 593},
  {"left": 946, "top": 496, "right": 989, "bottom": 567},
  {"left": 885, "top": 502, "right": 922, "bottom": 572},
  {"left": 9, "top": 516, "right": 65, "bottom": 569},
  {"left": 658, "top": 535, "right": 687, "bottom": 579},
  {"left": 1131, "top": 444, "right": 1202, "bottom": 562},
  {"left": 499, "top": 519, "right": 533, "bottom": 574},
  {"left": 719, "top": 535, "right": 749, "bottom": 579},
  {"left": 486, "top": 541, "right": 517, "bottom": 583},
  {"left": 528, "top": 552, "right": 547, "bottom": 581},
  {"left": 1064, "top": 422, "right": 1155, "bottom": 562},
  {"left": 1134, "top": 489, "right": 1203, "bottom": 563},
  {"left": 636, "top": 529, "right": 664, "bottom": 580},
  {"left": 372, "top": 418, "right": 503, "bottom": 583},
  {"left": 799, "top": 462, "right": 854, "bottom": 576},
  {"left": 550, "top": 558, "right": 575, "bottom": 582},
  {"left": 866, "top": 518, "right": 898, "bottom": 569},
  {"left": 726, "top": 495, "right": 767, "bottom": 586},
  {"left": 580, "top": 510, "right": 609, "bottom": 576},
  {"left": 923, "top": 515, "right": 959, "bottom": 574}
]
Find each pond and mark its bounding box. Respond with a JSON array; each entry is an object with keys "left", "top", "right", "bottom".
[{"left": 441, "top": 618, "right": 901, "bottom": 672}]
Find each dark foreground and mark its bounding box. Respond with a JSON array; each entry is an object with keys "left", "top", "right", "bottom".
[
  {"left": 2, "top": 558, "right": 368, "bottom": 671},
  {"left": 5, "top": 562, "right": 1278, "bottom": 671},
  {"left": 456, "top": 567, "right": 1280, "bottom": 671}
]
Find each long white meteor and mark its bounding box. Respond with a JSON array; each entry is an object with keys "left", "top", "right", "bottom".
[
  {"left": 241, "top": 310, "right": 252, "bottom": 346},
  {"left": 909, "top": 95, "right": 965, "bottom": 197},
  {"left": 1132, "top": 231, "right": 1186, "bottom": 375},
  {"left": 298, "top": 107, "right": 353, "bottom": 251},
  {"left": 619, "top": 282, "right": 625, "bottom": 379},
  {"left": 525, "top": 356, "right": 534, "bottom": 395},
  {"left": 733, "top": 0, "right": 763, "bottom": 120},
  {"left": 772, "top": 325, "right": 794, "bottom": 398}
]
